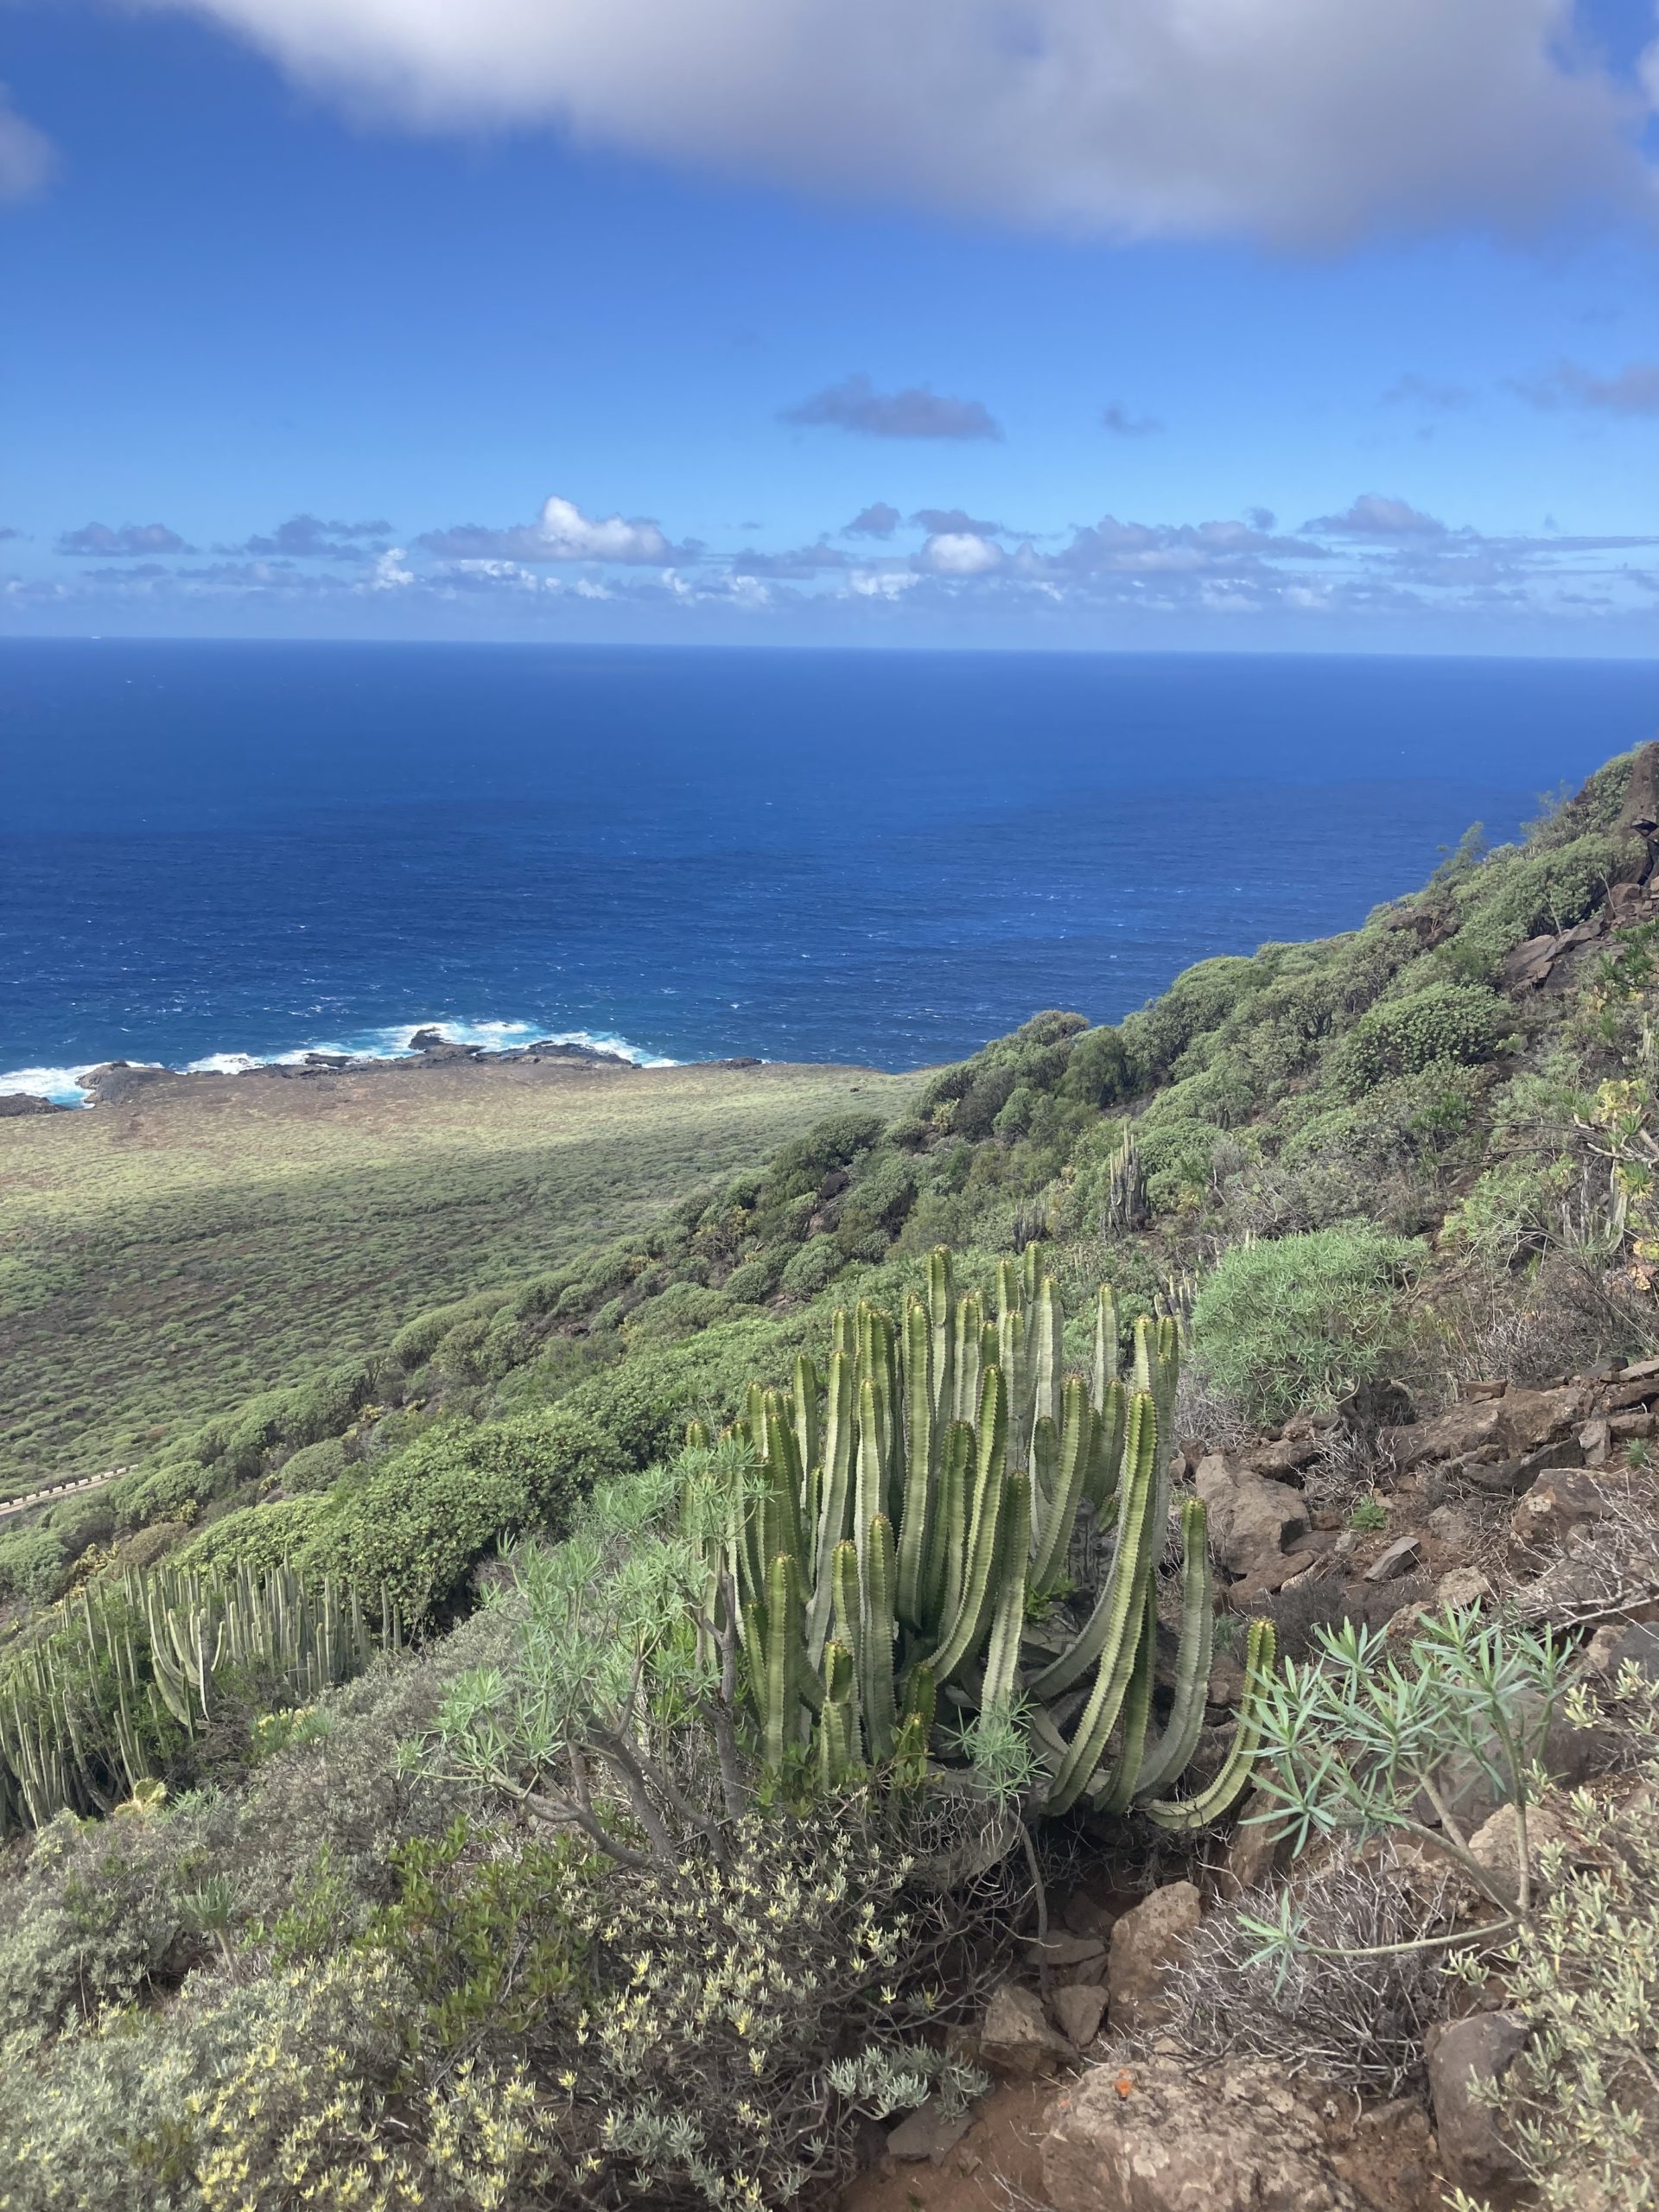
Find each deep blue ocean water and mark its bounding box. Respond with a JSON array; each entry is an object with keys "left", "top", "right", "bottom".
[{"left": 3, "top": 640, "right": 1656, "bottom": 1099}]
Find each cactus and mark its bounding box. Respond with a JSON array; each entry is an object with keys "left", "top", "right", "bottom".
[
  {"left": 710, "top": 1243, "right": 1274, "bottom": 1834},
  {"left": 0, "top": 1560, "right": 396, "bottom": 1835}
]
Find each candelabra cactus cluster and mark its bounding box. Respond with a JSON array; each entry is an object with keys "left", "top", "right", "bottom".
[
  {"left": 0, "top": 1560, "right": 397, "bottom": 1833},
  {"left": 691, "top": 1243, "right": 1275, "bottom": 1825}
]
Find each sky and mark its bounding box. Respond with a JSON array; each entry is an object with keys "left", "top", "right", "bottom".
[{"left": 2, "top": 0, "right": 1658, "bottom": 652}]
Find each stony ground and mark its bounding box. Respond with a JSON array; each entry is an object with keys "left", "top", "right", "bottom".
[{"left": 837, "top": 1356, "right": 1659, "bottom": 2212}]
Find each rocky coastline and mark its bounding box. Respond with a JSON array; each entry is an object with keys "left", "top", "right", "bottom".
[{"left": 13, "top": 1034, "right": 765, "bottom": 1113}]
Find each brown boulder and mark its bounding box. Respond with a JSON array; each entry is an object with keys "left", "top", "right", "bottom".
[
  {"left": 1427, "top": 2013, "right": 1529, "bottom": 2197},
  {"left": 1363, "top": 1534, "right": 1425, "bottom": 1583},
  {"left": 1043, "top": 2059, "right": 1363, "bottom": 2212},
  {"left": 980, "top": 1982, "right": 1072, "bottom": 2076},
  {"left": 1106, "top": 1883, "right": 1200, "bottom": 2036},
  {"left": 887, "top": 2098, "right": 974, "bottom": 2162},
  {"left": 1194, "top": 1457, "right": 1307, "bottom": 1580},
  {"left": 1498, "top": 1385, "right": 1588, "bottom": 1452},
  {"left": 1510, "top": 1470, "right": 1611, "bottom": 1558},
  {"left": 1245, "top": 1436, "right": 1320, "bottom": 1478},
  {"left": 1222, "top": 1788, "right": 1294, "bottom": 1896},
  {"left": 1384, "top": 1402, "right": 1506, "bottom": 1468},
  {"left": 1052, "top": 1983, "right": 1109, "bottom": 2050}
]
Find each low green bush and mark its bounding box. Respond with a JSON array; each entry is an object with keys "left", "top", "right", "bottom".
[
  {"left": 0, "top": 1527, "right": 67, "bottom": 1605},
  {"left": 1333, "top": 981, "right": 1508, "bottom": 1096},
  {"left": 722, "top": 1255, "right": 779, "bottom": 1303},
  {"left": 780, "top": 1236, "right": 845, "bottom": 1300},
  {"left": 277, "top": 1436, "right": 351, "bottom": 1493},
  {"left": 1191, "top": 1224, "right": 1422, "bottom": 1425},
  {"left": 320, "top": 1407, "right": 623, "bottom": 1621}
]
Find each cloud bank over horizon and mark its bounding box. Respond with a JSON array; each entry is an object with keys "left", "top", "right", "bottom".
[
  {"left": 10, "top": 480, "right": 1658, "bottom": 649},
  {"left": 128, "top": 0, "right": 1658, "bottom": 246}
]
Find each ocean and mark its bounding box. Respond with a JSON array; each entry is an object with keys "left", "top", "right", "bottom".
[{"left": 3, "top": 640, "right": 1656, "bottom": 1101}]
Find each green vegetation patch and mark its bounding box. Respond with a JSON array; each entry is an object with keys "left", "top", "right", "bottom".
[{"left": 0, "top": 1061, "right": 914, "bottom": 1492}]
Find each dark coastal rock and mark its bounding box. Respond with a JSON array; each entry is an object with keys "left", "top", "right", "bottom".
[
  {"left": 78, "top": 1062, "right": 175, "bottom": 1105},
  {"left": 523, "top": 1039, "right": 634, "bottom": 1066},
  {"left": 406, "top": 1027, "right": 448, "bottom": 1050},
  {"left": 0, "top": 1091, "right": 71, "bottom": 1116}
]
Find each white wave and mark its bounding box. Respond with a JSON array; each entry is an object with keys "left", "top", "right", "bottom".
[
  {"left": 0, "top": 1064, "right": 99, "bottom": 1103},
  {"left": 4, "top": 1020, "right": 679, "bottom": 1104},
  {"left": 521, "top": 1027, "right": 679, "bottom": 1069}
]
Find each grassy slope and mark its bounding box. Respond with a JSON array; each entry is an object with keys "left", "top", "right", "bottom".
[{"left": 0, "top": 1058, "right": 916, "bottom": 1491}]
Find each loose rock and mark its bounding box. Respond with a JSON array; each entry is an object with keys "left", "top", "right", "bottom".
[
  {"left": 1106, "top": 1883, "right": 1201, "bottom": 2036},
  {"left": 886, "top": 2097, "right": 974, "bottom": 2163},
  {"left": 1363, "top": 1535, "right": 1424, "bottom": 1583},
  {"left": 1051, "top": 1984, "right": 1108, "bottom": 2049},
  {"left": 980, "top": 1982, "right": 1072, "bottom": 2076},
  {"left": 1510, "top": 1471, "right": 1611, "bottom": 1558},
  {"left": 1194, "top": 1457, "right": 1307, "bottom": 1580},
  {"left": 1043, "top": 2058, "right": 1363, "bottom": 2212},
  {"left": 1427, "top": 2013, "right": 1529, "bottom": 2196}
]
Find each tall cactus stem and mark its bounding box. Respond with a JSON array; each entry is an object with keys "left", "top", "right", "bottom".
[
  {"left": 1027, "top": 1390, "right": 1158, "bottom": 1703},
  {"left": 1031, "top": 1377, "right": 1095, "bottom": 1595},
  {"left": 980, "top": 1471, "right": 1032, "bottom": 1713},
  {"left": 1092, "top": 1286, "right": 1120, "bottom": 1405},
  {"left": 806, "top": 1350, "right": 855, "bottom": 1666},
  {"left": 1145, "top": 1618, "right": 1277, "bottom": 1831},
  {"left": 861, "top": 1514, "right": 899, "bottom": 1763},
  {"left": 1031, "top": 1276, "right": 1063, "bottom": 1440},
  {"left": 896, "top": 1298, "right": 934, "bottom": 1625},
  {"left": 792, "top": 1352, "right": 822, "bottom": 1494},
  {"left": 1135, "top": 1497, "right": 1215, "bottom": 1802},
  {"left": 1092, "top": 1586, "right": 1158, "bottom": 1815},
  {"left": 920, "top": 1366, "right": 1007, "bottom": 1686}
]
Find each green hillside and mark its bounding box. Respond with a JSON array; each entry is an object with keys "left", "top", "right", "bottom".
[{"left": 0, "top": 1058, "right": 915, "bottom": 1494}]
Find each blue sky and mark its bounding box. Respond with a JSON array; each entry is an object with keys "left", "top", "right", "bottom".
[{"left": 3, "top": 0, "right": 1658, "bottom": 652}]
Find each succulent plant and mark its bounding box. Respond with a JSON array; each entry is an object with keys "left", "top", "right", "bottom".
[
  {"left": 700, "top": 1243, "right": 1275, "bottom": 1825},
  {"left": 0, "top": 1560, "right": 397, "bottom": 1833}
]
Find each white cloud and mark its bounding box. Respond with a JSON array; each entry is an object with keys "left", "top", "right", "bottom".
[
  {"left": 0, "top": 86, "right": 54, "bottom": 204},
  {"left": 920, "top": 531, "right": 1003, "bottom": 575},
  {"left": 417, "top": 493, "right": 690, "bottom": 564},
  {"left": 130, "top": 0, "right": 1653, "bottom": 245},
  {"left": 370, "top": 546, "right": 414, "bottom": 589},
  {"left": 1306, "top": 493, "right": 1447, "bottom": 537}
]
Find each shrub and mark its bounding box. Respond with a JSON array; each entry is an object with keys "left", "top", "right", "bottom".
[
  {"left": 722, "top": 1255, "right": 778, "bottom": 1303},
  {"left": 1164, "top": 1845, "right": 1448, "bottom": 2094},
  {"left": 763, "top": 1112, "right": 885, "bottom": 1201},
  {"left": 621, "top": 1282, "right": 741, "bottom": 1347},
  {"left": 0, "top": 1527, "right": 68, "bottom": 1605},
  {"left": 324, "top": 1407, "right": 622, "bottom": 1621},
  {"left": 389, "top": 1293, "right": 510, "bottom": 1375},
  {"left": 277, "top": 1436, "right": 350, "bottom": 1493},
  {"left": 1191, "top": 1224, "right": 1422, "bottom": 1425},
  {"left": 1060, "top": 1023, "right": 1133, "bottom": 1108},
  {"left": 779, "top": 1236, "right": 845, "bottom": 1301},
  {"left": 1133, "top": 1114, "right": 1227, "bottom": 1216},
  {"left": 1333, "top": 981, "right": 1508, "bottom": 1096},
  {"left": 1445, "top": 1701, "right": 1659, "bottom": 2211},
  {"left": 180, "top": 1495, "right": 328, "bottom": 1577}
]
